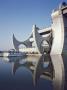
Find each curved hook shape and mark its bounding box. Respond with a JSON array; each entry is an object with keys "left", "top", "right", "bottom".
[
  {"left": 33, "top": 26, "right": 52, "bottom": 54},
  {"left": 13, "top": 34, "right": 32, "bottom": 51}
]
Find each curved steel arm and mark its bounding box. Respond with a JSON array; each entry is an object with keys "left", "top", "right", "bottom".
[{"left": 13, "top": 34, "right": 32, "bottom": 51}]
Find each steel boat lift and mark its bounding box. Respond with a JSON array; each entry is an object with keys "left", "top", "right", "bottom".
[{"left": 13, "top": 2, "right": 67, "bottom": 55}]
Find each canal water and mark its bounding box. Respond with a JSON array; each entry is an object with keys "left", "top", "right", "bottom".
[{"left": 0, "top": 54, "right": 67, "bottom": 90}]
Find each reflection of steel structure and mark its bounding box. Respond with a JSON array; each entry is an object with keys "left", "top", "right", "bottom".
[
  {"left": 2, "top": 55, "right": 64, "bottom": 90},
  {"left": 13, "top": 2, "right": 67, "bottom": 54},
  {"left": 13, "top": 55, "right": 64, "bottom": 90}
]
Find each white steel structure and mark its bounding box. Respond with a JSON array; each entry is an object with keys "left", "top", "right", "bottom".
[{"left": 13, "top": 2, "right": 67, "bottom": 54}]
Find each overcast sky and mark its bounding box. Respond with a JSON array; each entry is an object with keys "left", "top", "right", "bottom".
[{"left": 0, "top": 0, "right": 65, "bottom": 50}]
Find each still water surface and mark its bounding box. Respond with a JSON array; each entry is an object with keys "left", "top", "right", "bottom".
[{"left": 0, "top": 54, "right": 67, "bottom": 90}]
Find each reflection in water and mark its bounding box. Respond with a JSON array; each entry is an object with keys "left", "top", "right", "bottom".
[
  {"left": 1, "top": 55, "right": 65, "bottom": 90},
  {"left": 51, "top": 55, "right": 64, "bottom": 90}
]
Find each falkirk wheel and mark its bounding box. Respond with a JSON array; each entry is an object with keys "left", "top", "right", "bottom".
[{"left": 13, "top": 2, "right": 67, "bottom": 54}]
